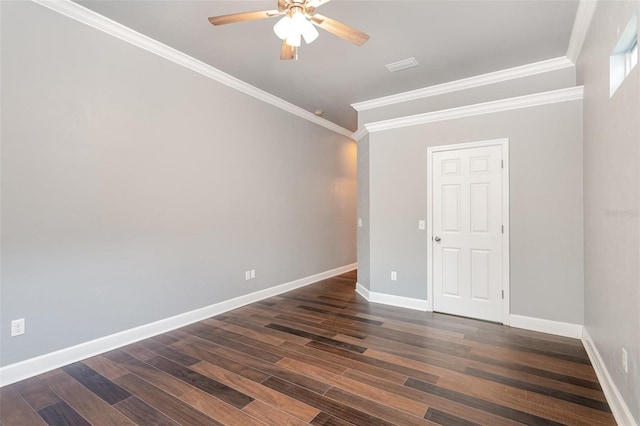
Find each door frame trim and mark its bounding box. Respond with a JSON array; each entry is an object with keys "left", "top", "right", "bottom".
[{"left": 426, "top": 138, "right": 510, "bottom": 325}]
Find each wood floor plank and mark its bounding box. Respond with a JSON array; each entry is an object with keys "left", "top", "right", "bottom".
[
  {"left": 13, "top": 376, "right": 61, "bottom": 411},
  {"left": 114, "top": 396, "right": 180, "bottom": 426},
  {"left": 172, "top": 340, "right": 272, "bottom": 383},
  {"left": 278, "top": 341, "right": 410, "bottom": 384},
  {"left": 223, "top": 314, "right": 313, "bottom": 346},
  {"left": 297, "top": 305, "right": 384, "bottom": 325},
  {"left": 38, "top": 401, "right": 91, "bottom": 426},
  {"left": 0, "top": 270, "right": 615, "bottom": 426},
  {"left": 185, "top": 323, "right": 285, "bottom": 363},
  {"left": 309, "top": 412, "right": 355, "bottom": 426},
  {"left": 277, "top": 313, "right": 370, "bottom": 340},
  {"left": 204, "top": 317, "right": 289, "bottom": 346},
  {"left": 82, "top": 355, "right": 130, "bottom": 380},
  {"left": 464, "top": 332, "right": 591, "bottom": 365},
  {"left": 242, "top": 400, "right": 309, "bottom": 426},
  {"left": 41, "top": 371, "right": 135, "bottom": 425},
  {"left": 433, "top": 367, "right": 614, "bottom": 424},
  {"left": 306, "top": 341, "right": 440, "bottom": 384},
  {"left": 238, "top": 335, "right": 349, "bottom": 376},
  {"left": 103, "top": 349, "right": 195, "bottom": 397},
  {"left": 61, "top": 362, "right": 131, "bottom": 405},
  {"left": 278, "top": 357, "right": 428, "bottom": 417},
  {"left": 0, "top": 386, "right": 47, "bottom": 425},
  {"left": 146, "top": 355, "right": 255, "bottom": 409},
  {"left": 266, "top": 323, "right": 368, "bottom": 353},
  {"left": 120, "top": 342, "right": 158, "bottom": 361},
  {"left": 465, "top": 367, "right": 611, "bottom": 411},
  {"left": 262, "top": 376, "right": 396, "bottom": 426},
  {"left": 424, "top": 407, "right": 483, "bottom": 426},
  {"left": 114, "top": 373, "right": 222, "bottom": 426},
  {"left": 323, "top": 387, "right": 434, "bottom": 425},
  {"left": 213, "top": 346, "right": 333, "bottom": 395},
  {"left": 139, "top": 339, "right": 201, "bottom": 366},
  {"left": 191, "top": 360, "right": 320, "bottom": 422},
  {"left": 463, "top": 357, "right": 607, "bottom": 400},
  {"left": 180, "top": 388, "right": 266, "bottom": 425},
  {"left": 340, "top": 368, "right": 521, "bottom": 426},
  {"left": 406, "top": 377, "right": 566, "bottom": 426}
]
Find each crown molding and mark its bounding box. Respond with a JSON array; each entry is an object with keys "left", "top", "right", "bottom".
[
  {"left": 363, "top": 86, "right": 583, "bottom": 133},
  {"left": 352, "top": 127, "right": 369, "bottom": 142},
  {"left": 30, "top": 0, "right": 353, "bottom": 139},
  {"left": 566, "top": 0, "right": 599, "bottom": 63},
  {"left": 351, "top": 56, "right": 574, "bottom": 112}
]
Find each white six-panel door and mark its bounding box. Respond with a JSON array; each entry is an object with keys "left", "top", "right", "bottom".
[{"left": 432, "top": 144, "right": 504, "bottom": 323}]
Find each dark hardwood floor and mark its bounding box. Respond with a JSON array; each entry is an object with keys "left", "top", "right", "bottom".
[{"left": 0, "top": 270, "right": 615, "bottom": 425}]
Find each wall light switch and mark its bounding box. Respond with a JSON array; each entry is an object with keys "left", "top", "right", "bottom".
[
  {"left": 418, "top": 220, "right": 426, "bottom": 230},
  {"left": 391, "top": 271, "right": 397, "bottom": 281},
  {"left": 358, "top": 218, "right": 363, "bottom": 227},
  {"left": 245, "top": 271, "right": 251, "bottom": 281},
  {"left": 250, "top": 269, "right": 256, "bottom": 279}
]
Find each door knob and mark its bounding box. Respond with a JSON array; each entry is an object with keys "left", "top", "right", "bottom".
[{"left": 434, "top": 236, "right": 441, "bottom": 242}]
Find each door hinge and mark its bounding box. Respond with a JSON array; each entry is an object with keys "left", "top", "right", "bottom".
[
  {"left": 501, "top": 225, "right": 504, "bottom": 234},
  {"left": 501, "top": 160, "right": 504, "bottom": 169},
  {"left": 502, "top": 290, "right": 504, "bottom": 299}
]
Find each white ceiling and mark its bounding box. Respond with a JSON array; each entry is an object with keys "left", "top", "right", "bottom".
[{"left": 76, "top": 0, "right": 579, "bottom": 131}]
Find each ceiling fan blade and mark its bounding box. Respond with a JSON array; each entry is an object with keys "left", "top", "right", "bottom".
[
  {"left": 310, "top": 14, "right": 369, "bottom": 46},
  {"left": 280, "top": 40, "right": 297, "bottom": 60},
  {"left": 208, "top": 10, "right": 281, "bottom": 26},
  {"left": 278, "top": 0, "right": 288, "bottom": 11}
]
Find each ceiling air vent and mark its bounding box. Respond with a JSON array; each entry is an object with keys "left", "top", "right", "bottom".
[{"left": 385, "top": 57, "right": 419, "bottom": 72}]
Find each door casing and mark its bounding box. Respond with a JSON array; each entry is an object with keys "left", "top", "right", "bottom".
[{"left": 427, "top": 138, "right": 510, "bottom": 325}]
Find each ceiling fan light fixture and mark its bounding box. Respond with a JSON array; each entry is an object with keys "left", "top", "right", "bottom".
[
  {"left": 301, "top": 19, "right": 319, "bottom": 44},
  {"left": 273, "top": 15, "right": 292, "bottom": 40},
  {"left": 286, "top": 32, "right": 302, "bottom": 47},
  {"left": 277, "top": 10, "right": 318, "bottom": 46}
]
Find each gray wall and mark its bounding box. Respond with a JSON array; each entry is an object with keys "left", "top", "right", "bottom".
[
  {"left": 357, "top": 134, "right": 370, "bottom": 289},
  {"left": 578, "top": 0, "right": 640, "bottom": 421},
  {"left": 367, "top": 100, "right": 584, "bottom": 324},
  {"left": 0, "top": 2, "right": 356, "bottom": 366},
  {"left": 357, "top": 66, "right": 576, "bottom": 127}
]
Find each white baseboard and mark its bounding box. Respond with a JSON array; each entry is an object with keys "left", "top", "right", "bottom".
[
  {"left": 0, "top": 263, "right": 356, "bottom": 387},
  {"left": 509, "top": 314, "right": 583, "bottom": 339},
  {"left": 355, "top": 282, "right": 370, "bottom": 300},
  {"left": 582, "top": 329, "right": 638, "bottom": 426},
  {"left": 355, "top": 284, "right": 429, "bottom": 311}
]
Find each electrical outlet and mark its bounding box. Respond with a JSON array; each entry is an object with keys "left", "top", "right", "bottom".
[
  {"left": 622, "top": 348, "right": 628, "bottom": 373},
  {"left": 250, "top": 269, "right": 256, "bottom": 279},
  {"left": 11, "top": 319, "right": 25, "bottom": 337},
  {"left": 391, "top": 271, "right": 397, "bottom": 281},
  {"left": 245, "top": 271, "right": 251, "bottom": 281}
]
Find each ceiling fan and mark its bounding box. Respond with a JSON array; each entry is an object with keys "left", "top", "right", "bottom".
[{"left": 208, "top": 0, "right": 370, "bottom": 60}]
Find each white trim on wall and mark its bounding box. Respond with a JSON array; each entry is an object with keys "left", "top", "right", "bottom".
[
  {"left": 355, "top": 285, "right": 587, "bottom": 343},
  {"left": 426, "top": 138, "right": 511, "bottom": 325},
  {"left": 30, "top": 0, "right": 353, "bottom": 139},
  {"left": 0, "top": 263, "right": 357, "bottom": 387},
  {"left": 355, "top": 282, "right": 370, "bottom": 300},
  {"left": 355, "top": 284, "right": 429, "bottom": 311},
  {"left": 351, "top": 57, "right": 574, "bottom": 112},
  {"left": 352, "top": 127, "right": 369, "bottom": 142},
  {"left": 583, "top": 328, "right": 638, "bottom": 426},
  {"left": 566, "top": 0, "right": 599, "bottom": 63},
  {"left": 361, "top": 86, "right": 583, "bottom": 134},
  {"left": 510, "top": 314, "right": 583, "bottom": 339}
]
